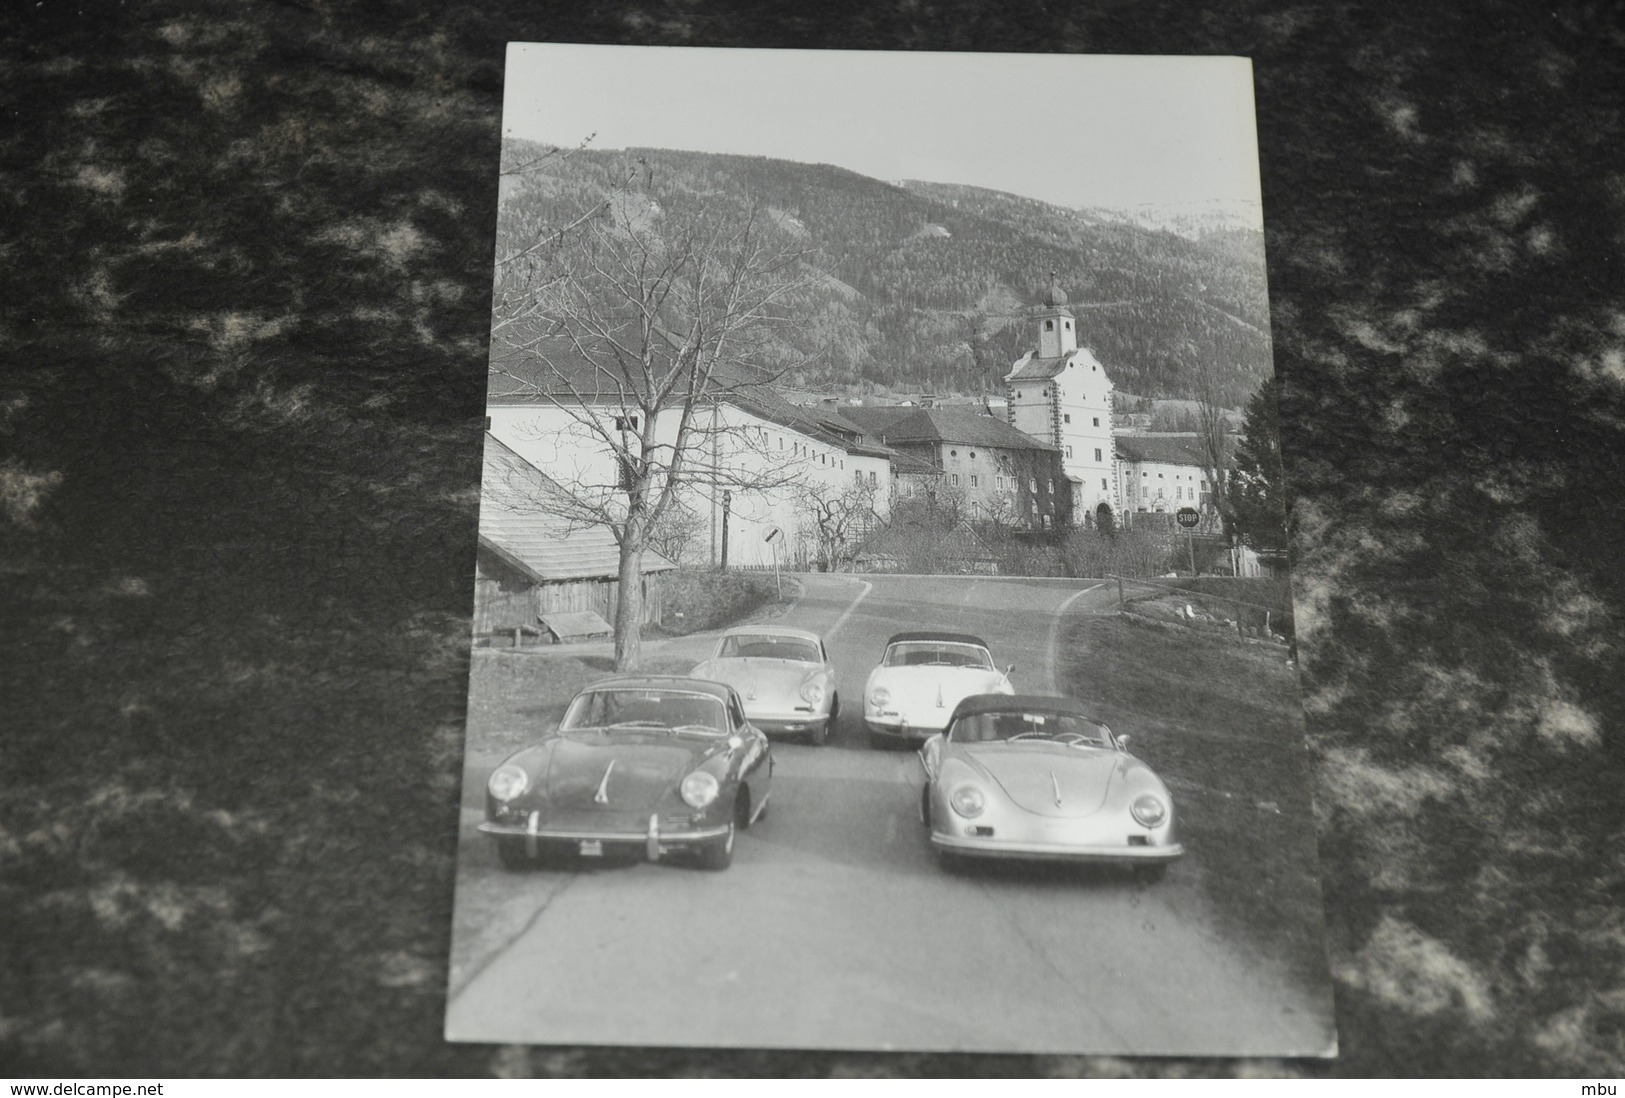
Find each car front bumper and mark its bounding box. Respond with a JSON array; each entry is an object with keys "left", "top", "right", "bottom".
[
  {"left": 480, "top": 811, "right": 729, "bottom": 862},
  {"left": 865, "top": 715, "right": 944, "bottom": 742},
  {"left": 930, "top": 831, "right": 1185, "bottom": 864},
  {"left": 748, "top": 711, "right": 829, "bottom": 737}
]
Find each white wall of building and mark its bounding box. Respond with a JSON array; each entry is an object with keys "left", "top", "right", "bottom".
[
  {"left": 488, "top": 401, "right": 884, "bottom": 569},
  {"left": 1117, "top": 457, "right": 1208, "bottom": 514}
]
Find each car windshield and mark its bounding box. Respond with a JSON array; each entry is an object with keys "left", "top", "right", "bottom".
[
  {"left": 717, "top": 634, "right": 821, "bottom": 663},
  {"left": 882, "top": 641, "right": 993, "bottom": 670},
  {"left": 948, "top": 710, "right": 1114, "bottom": 747},
  {"left": 559, "top": 689, "right": 728, "bottom": 735}
]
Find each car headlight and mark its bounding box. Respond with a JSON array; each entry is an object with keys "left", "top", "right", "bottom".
[
  {"left": 680, "top": 771, "right": 720, "bottom": 810},
  {"left": 488, "top": 764, "right": 529, "bottom": 802},
  {"left": 800, "top": 679, "right": 825, "bottom": 704},
  {"left": 869, "top": 686, "right": 891, "bottom": 707},
  {"left": 1131, "top": 794, "right": 1168, "bottom": 828},
  {"left": 949, "top": 784, "right": 986, "bottom": 818}
]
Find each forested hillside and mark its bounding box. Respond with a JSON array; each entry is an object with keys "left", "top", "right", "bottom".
[{"left": 496, "top": 141, "right": 1274, "bottom": 407}]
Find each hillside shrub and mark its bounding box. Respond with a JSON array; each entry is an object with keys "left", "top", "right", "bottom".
[{"left": 653, "top": 569, "right": 777, "bottom": 635}]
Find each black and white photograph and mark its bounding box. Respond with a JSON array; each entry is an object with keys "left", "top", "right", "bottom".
[
  {"left": 8, "top": 0, "right": 1623, "bottom": 1081},
  {"left": 445, "top": 44, "right": 1336, "bottom": 1056}
]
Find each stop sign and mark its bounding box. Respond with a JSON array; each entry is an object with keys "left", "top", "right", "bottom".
[{"left": 1176, "top": 507, "right": 1201, "bottom": 528}]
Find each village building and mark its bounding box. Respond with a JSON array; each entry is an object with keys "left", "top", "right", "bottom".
[
  {"left": 1114, "top": 433, "right": 1227, "bottom": 517},
  {"left": 1004, "top": 275, "right": 1118, "bottom": 528},
  {"left": 833, "top": 404, "right": 1071, "bottom": 530},
  {"left": 475, "top": 433, "right": 675, "bottom": 643},
  {"left": 486, "top": 340, "right": 895, "bottom": 571}
]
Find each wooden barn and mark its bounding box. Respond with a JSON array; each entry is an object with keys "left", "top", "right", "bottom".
[{"left": 474, "top": 433, "right": 674, "bottom": 644}]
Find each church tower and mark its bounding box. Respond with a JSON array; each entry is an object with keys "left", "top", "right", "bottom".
[
  {"left": 1004, "top": 275, "right": 1117, "bottom": 527},
  {"left": 1035, "top": 274, "right": 1078, "bottom": 359}
]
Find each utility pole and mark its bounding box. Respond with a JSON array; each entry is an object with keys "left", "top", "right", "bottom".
[{"left": 719, "top": 490, "right": 732, "bottom": 572}]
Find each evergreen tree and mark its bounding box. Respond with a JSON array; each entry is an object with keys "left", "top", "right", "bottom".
[{"left": 1229, "top": 376, "right": 1288, "bottom": 553}]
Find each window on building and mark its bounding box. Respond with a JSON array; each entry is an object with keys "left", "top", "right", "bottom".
[
  {"left": 951, "top": 474, "right": 960, "bottom": 487},
  {"left": 484, "top": 415, "right": 492, "bottom": 430},
  {"left": 1064, "top": 414, "right": 1072, "bottom": 424},
  {"left": 1094, "top": 448, "right": 1102, "bottom": 462},
  {"left": 1041, "top": 514, "right": 1051, "bottom": 529},
  {"left": 970, "top": 475, "right": 980, "bottom": 488},
  {"left": 1044, "top": 320, "right": 1054, "bottom": 331},
  {"left": 1158, "top": 472, "right": 1164, "bottom": 478},
  {"left": 779, "top": 437, "right": 785, "bottom": 449},
  {"left": 1092, "top": 417, "right": 1099, "bottom": 427},
  {"left": 950, "top": 449, "right": 958, "bottom": 457},
  {"left": 868, "top": 471, "right": 877, "bottom": 487},
  {"left": 1101, "top": 478, "right": 1108, "bottom": 490},
  {"left": 614, "top": 415, "right": 640, "bottom": 432},
  {"left": 1030, "top": 478, "right": 1038, "bottom": 492},
  {"left": 1065, "top": 446, "right": 1073, "bottom": 458},
  {"left": 969, "top": 451, "right": 976, "bottom": 460},
  {"left": 855, "top": 470, "right": 862, "bottom": 484}
]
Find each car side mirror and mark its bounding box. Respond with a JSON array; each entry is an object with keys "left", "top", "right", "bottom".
[
  {"left": 1117, "top": 733, "right": 1131, "bottom": 751},
  {"left": 727, "top": 735, "right": 743, "bottom": 750},
  {"left": 1004, "top": 663, "right": 1016, "bottom": 677}
]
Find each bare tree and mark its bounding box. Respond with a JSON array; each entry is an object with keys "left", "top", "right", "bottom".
[
  {"left": 796, "top": 477, "right": 878, "bottom": 572},
  {"left": 490, "top": 182, "right": 814, "bottom": 670},
  {"left": 1191, "top": 356, "right": 1237, "bottom": 542}
]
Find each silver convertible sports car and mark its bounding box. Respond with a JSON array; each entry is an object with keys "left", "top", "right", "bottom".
[
  {"left": 918, "top": 693, "right": 1183, "bottom": 879},
  {"left": 689, "top": 625, "right": 838, "bottom": 745},
  {"left": 863, "top": 631, "right": 1014, "bottom": 747}
]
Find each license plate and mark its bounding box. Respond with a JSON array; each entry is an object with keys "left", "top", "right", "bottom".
[{"left": 578, "top": 840, "right": 603, "bottom": 857}]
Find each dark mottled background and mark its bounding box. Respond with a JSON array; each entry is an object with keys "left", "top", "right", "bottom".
[{"left": 3, "top": 0, "right": 1622, "bottom": 1079}]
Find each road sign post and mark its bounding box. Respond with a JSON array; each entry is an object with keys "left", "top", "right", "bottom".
[
  {"left": 1176, "top": 507, "right": 1201, "bottom": 575},
  {"left": 764, "top": 527, "right": 782, "bottom": 597}
]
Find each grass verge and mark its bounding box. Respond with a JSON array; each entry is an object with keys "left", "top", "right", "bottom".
[{"left": 1061, "top": 613, "right": 1328, "bottom": 992}]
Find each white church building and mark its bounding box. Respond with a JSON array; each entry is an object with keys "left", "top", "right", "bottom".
[{"left": 1004, "top": 276, "right": 1120, "bottom": 527}]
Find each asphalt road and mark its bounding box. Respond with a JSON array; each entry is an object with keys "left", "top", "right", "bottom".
[{"left": 444, "top": 574, "right": 1336, "bottom": 1056}]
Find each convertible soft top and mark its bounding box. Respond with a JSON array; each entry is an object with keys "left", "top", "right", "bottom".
[
  {"left": 947, "top": 693, "right": 1098, "bottom": 721},
  {"left": 884, "top": 631, "right": 990, "bottom": 649}
]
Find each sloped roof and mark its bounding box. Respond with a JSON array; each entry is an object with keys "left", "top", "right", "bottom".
[
  {"left": 488, "top": 332, "right": 859, "bottom": 456},
  {"left": 480, "top": 433, "right": 674, "bottom": 582},
  {"left": 1005, "top": 351, "right": 1070, "bottom": 382},
  {"left": 889, "top": 452, "right": 943, "bottom": 477},
  {"left": 834, "top": 405, "right": 1056, "bottom": 452},
  {"left": 1114, "top": 432, "right": 1234, "bottom": 467}
]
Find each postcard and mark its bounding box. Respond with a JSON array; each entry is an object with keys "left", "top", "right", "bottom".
[{"left": 445, "top": 42, "right": 1335, "bottom": 1056}]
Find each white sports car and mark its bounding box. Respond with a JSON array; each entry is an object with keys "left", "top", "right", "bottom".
[
  {"left": 863, "top": 631, "right": 1014, "bottom": 747},
  {"left": 689, "top": 625, "right": 839, "bottom": 745}
]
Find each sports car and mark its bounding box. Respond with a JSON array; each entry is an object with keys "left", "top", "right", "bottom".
[
  {"left": 862, "top": 631, "right": 1014, "bottom": 746},
  {"left": 689, "top": 625, "right": 839, "bottom": 745},
  {"left": 479, "top": 676, "right": 772, "bottom": 871},
  {"left": 918, "top": 693, "right": 1183, "bottom": 878}
]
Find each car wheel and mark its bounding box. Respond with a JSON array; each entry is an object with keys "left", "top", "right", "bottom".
[
  {"left": 1135, "top": 863, "right": 1169, "bottom": 884},
  {"left": 808, "top": 717, "right": 828, "bottom": 747},
  {"left": 698, "top": 819, "right": 736, "bottom": 871},
  {"left": 495, "top": 837, "right": 535, "bottom": 870}
]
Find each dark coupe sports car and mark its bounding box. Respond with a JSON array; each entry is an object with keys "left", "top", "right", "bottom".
[
  {"left": 479, "top": 676, "right": 773, "bottom": 871},
  {"left": 919, "top": 693, "right": 1183, "bottom": 878}
]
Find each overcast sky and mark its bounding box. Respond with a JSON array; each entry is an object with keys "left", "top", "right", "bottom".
[{"left": 502, "top": 44, "right": 1263, "bottom": 215}]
